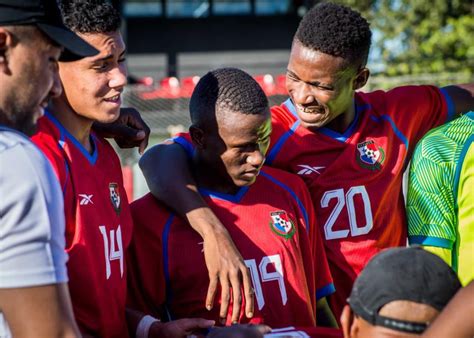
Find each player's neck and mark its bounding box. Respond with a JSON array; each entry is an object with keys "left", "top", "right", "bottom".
[
  {"left": 48, "top": 99, "right": 94, "bottom": 153},
  {"left": 319, "top": 101, "right": 356, "bottom": 134},
  {"left": 192, "top": 158, "right": 240, "bottom": 195}
]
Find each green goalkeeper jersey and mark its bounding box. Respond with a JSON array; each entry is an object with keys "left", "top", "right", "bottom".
[{"left": 407, "top": 111, "right": 474, "bottom": 285}]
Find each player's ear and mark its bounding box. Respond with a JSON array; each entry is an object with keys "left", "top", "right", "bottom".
[
  {"left": 190, "top": 125, "right": 206, "bottom": 149},
  {"left": 0, "top": 28, "right": 11, "bottom": 71},
  {"left": 353, "top": 67, "right": 369, "bottom": 91},
  {"left": 341, "top": 305, "right": 356, "bottom": 338}
]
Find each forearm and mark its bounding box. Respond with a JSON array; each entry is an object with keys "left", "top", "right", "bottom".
[
  {"left": 0, "top": 283, "right": 80, "bottom": 338},
  {"left": 423, "top": 281, "right": 474, "bottom": 338},
  {"left": 139, "top": 143, "right": 226, "bottom": 237},
  {"left": 442, "top": 83, "right": 474, "bottom": 116},
  {"left": 316, "top": 297, "right": 338, "bottom": 328}
]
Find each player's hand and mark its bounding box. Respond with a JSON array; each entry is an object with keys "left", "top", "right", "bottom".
[
  {"left": 203, "top": 227, "right": 254, "bottom": 324},
  {"left": 149, "top": 318, "right": 215, "bottom": 338},
  {"left": 92, "top": 107, "right": 150, "bottom": 154}
]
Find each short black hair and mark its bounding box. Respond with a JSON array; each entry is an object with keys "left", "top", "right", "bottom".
[
  {"left": 190, "top": 68, "right": 269, "bottom": 130},
  {"left": 295, "top": 2, "right": 372, "bottom": 67},
  {"left": 59, "top": 0, "right": 121, "bottom": 34}
]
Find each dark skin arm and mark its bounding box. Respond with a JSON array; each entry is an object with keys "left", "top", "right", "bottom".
[
  {"left": 422, "top": 281, "right": 474, "bottom": 338},
  {"left": 139, "top": 143, "right": 254, "bottom": 323},
  {"left": 93, "top": 107, "right": 151, "bottom": 154},
  {"left": 316, "top": 297, "right": 338, "bottom": 328},
  {"left": 441, "top": 83, "right": 474, "bottom": 116},
  {"left": 0, "top": 283, "right": 80, "bottom": 338}
]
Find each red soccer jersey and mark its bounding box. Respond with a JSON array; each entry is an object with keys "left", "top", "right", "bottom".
[
  {"left": 32, "top": 112, "right": 133, "bottom": 338},
  {"left": 266, "top": 86, "right": 453, "bottom": 318},
  {"left": 128, "top": 147, "right": 334, "bottom": 327}
]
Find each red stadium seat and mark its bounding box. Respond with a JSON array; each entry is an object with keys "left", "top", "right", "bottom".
[
  {"left": 275, "top": 73, "right": 287, "bottom": 95},
  {"left": 254, "top": 74, "right": 276, "bottom": 96},
  {"left": 140, "top": 76, "right": 181, "bottom": 100},
  {"left": 180, "top": 76, "right": 200, "bottom": 97}
]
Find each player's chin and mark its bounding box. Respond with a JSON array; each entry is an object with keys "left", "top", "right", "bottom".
[
  {"left": 234, "top": 175, "right": 257, "bottom": 187},
  {"left": 96, "top": 107, "right": 121, "bottom": 124}
]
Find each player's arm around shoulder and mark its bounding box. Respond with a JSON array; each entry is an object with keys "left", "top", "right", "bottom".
[
  {"left": 441, "top": 83, "right": 474, "bottom": 117},
  {"left": 139, "top": 141, "right": 254, "bottom": 323}
]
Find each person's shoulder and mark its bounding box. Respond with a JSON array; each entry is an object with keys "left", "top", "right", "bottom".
[
  {"left": 0, "top": 126, "right": 32, "bottom": 152},
  {"left": 417, "top": 113, "right": 474, "bottom": 155},
  {"left": 0, "top": 127, "right": 49, "bottom": 167},
  {"left": 357, "top": 85, "right": 441, "bottom": 109},
  {"left": 259, "top": 166, "right": 307, "bottom": 193},
  {"left": 271, "top": 100, "right": 299, "bottom": 126},
  {"left": 130, "top": 192, "right": 170, "bottom": 217}
]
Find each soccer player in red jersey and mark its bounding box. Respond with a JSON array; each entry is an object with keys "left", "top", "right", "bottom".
[
  {"left": 30, "top": 2, "right": 131, "bottom": 336},
  {"left": 139, "top": 2, "right": 474, "bottom": 321},
  {"left": 128, "top": 68, "right": 336, "bottom": 329},
  {"left": 31, "top": 1, "right": 212, "bottom": 337}
]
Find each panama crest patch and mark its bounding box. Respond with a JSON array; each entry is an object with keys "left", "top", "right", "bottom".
[
  {"left": 269, "top": 210, "right": 296, "bottom": 239},
  {"left": 356, "top": 139, "right": 385, "bottom": 170},
  {"left": 109, "top": 183, "right": 121, "bottom": 215}
]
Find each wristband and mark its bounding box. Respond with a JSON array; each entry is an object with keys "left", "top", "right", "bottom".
[{"left": 136, "top": 315, "right": 160, "bottom": 338}]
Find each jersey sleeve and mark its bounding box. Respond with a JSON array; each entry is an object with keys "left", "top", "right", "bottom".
[
  {"left": 367, "top": 85, "right": 454, "bottom": 154},
  {"left": 170, "top": 132, "right": 194, "bottom": 158},
  {"left": 0, "top": 140, "right": 68, "bottom": 288},
  {"left": 31, "top": 133, "right": 69, "bottom": 193},
  {"left": 126, "top": 195, "right": 168, "bottom": 319},
  {"left": 266, "top": 103, "right": 300, "bottom": 167},
  {"left": 407, "top": 134, "right": 457, "bottom": 251},
  {"left": 291, "top": 173, "right": 335, "bottom": 300}
]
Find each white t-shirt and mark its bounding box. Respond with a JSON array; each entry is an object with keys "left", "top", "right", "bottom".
[{"left": 0, "top": 126, "right": 68, "bottom": 337}]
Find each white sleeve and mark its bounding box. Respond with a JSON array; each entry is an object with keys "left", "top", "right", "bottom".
[{"left": 0, "top": 140, "right": 68, "bottom": 288}]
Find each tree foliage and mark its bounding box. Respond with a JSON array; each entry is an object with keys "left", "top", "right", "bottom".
[{"left": 310, "top": 0, "right": 473, "bottom": 76}]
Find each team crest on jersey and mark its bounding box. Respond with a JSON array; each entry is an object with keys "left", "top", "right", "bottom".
[
  {"left": 356, "top": 139, "right": 385, "bottom": 170},
  {"left": 109, "top": 183, "right": 121, "bottom": 214},
  {"left": 269, "top": 210, "right": 296, "bottom": 239}
]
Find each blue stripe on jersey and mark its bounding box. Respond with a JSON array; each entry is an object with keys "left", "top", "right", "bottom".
[
  {"left": 283, "top": 98, "right": 299, "bottom": 119},
  {"left": 45, "top": 110, "right": 98, "bottom": 165},
  {"left": 53, "top": 123, "right": 70, "bottom": 195},
  {"left": 260, "top": 171, "right": 309, "bottom": 235},
  {"left": 453, "top": 134, "right": 474, "bottom": 210},
  {"left": 162, "top": 213, "right": 175, "bottom": 319},
  {"left": 199, "top": 186, "right": 250, "bottom": 203},
  {"left": 172, "top": 136, "right": 195, "bottom": 158},
  {"left": 266, "top": 120, "right": 300, "bottom": 165},
  {"left": 409, "top": 235, "right": 453, "bottom": 249},
  {"left": 318, "top": 102, "right": 365, "bottom": 143},
  {"left": 369, "top": 114, "right": 409, "bottom": 149},
  {"left": 439, "top": 87, "right": 456, "bottom": 122},
  {"left": 316, "top": 282, "right": 336, "bottom": 300}
]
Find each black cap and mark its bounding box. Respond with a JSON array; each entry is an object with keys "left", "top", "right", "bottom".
[
  {"left": 0, "top": 0, "right": 98, "bottom": 59},
  {"left": 348, "top": 246, "right": 461, "bottom": 334}
]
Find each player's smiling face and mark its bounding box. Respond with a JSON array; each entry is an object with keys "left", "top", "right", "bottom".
[
  {"left": 0, "top": 27, "right": 62, "bottom": 135},
  {"left": 286, "top": 40, "right": 367, "bottom": 133},
  {"left": 57, "top": 30, "right": 126, "bottom": 123},
  {"left": 195, "top": 110, "right": 272, "bottom": 191}
]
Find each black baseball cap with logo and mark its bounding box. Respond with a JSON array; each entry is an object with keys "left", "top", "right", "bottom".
[
  {"left": 347, "top": 246, "right": 461, "bottom": 334},
  {"left": 0, "top": 0, "right": 98, "bottom": 59}
]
